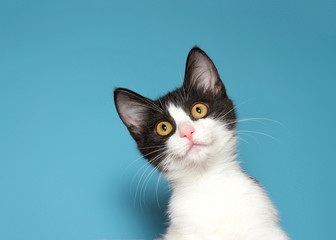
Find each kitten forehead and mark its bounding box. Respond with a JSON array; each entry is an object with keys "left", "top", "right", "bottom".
[{"left": 167, "top": 104, "right": 191, "bottom": 123}]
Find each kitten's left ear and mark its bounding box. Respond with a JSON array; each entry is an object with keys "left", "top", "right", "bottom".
[
  {"left": 114, "top": 88, "right": 152, "bottom": 141},
  {"left": 183, "top": 47, "right": 227, "bottom": 97}
]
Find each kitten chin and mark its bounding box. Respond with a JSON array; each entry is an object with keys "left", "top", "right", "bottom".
[{"left": 114, "top": 47, "right": 289, "bottom": 240}]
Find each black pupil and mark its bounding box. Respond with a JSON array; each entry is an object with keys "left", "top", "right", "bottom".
[
  {"left": 162, "top": 124, "right": 167, "bottom": 131},
  {"left": 196, "top": 107, "right": 201, "bottom": 114}
]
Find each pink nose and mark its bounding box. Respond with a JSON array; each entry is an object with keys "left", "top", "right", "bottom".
[{"left": 179, "top": 124, "right": 195, "bottom": 141}]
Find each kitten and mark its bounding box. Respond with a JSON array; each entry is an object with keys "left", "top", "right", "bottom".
[{"left": 114, "top": 47, "right": 289, "bottom": 240}]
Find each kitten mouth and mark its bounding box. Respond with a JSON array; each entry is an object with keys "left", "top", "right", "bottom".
[{"left": 186, "top": 142, "right": 205, "bottom": 155}]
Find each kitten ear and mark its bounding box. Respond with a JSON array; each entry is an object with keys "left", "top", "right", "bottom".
[
  {"left": 183, "top": 47, "right": 227, "bottom": 97},
  {"left": 114, "top": 88, "right": 152, "bottom": 139}
]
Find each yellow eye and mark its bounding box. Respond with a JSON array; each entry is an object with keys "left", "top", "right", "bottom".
[
  {"left": 156, "top": 121, "right": 173, "bottom": 136},
  {"left": 191, "top": 103, "right": 208, "bottom": 119}
]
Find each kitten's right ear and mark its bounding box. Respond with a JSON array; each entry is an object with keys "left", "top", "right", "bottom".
[
  {"left": 183, "top": 47, "right": 227, "bottom": 97},
  {"left": 114, "top": 88, "right": 151, "bottom": 139}
]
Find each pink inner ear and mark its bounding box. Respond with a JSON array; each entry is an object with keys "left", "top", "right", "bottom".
[
  {"left": 120, "top": 104, "right": 140, "bottom": 126},
  {"left": 118, "top": 101, "right": 145, "bottom": 128},
  {"left": 115, "top": 90, "right": 149, "bottom": 135},
  {"left": 195, "top": 67, "right": 217, "bottom": 92},
  {"left": 188, "top": 53, "right": 221, "bottom": 95}
]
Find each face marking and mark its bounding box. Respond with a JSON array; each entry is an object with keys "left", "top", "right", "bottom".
[
  {"left": 167, "top": 104, "right": 192, "bottom": 124},
  {"left": 165, "top": 104, "right": 210, "bottom": 161}
]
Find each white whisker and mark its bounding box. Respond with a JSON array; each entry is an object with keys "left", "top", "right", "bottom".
[
  {"left": 155, "top": 172, "right": 163, "bottom": 209},
  {"left": 122, "top": 148, "right": 165, "bottom": 176},
  {"left": 141, "top": 164, "right": 159, "bottom": 207},
  {"left": 133, "top": 152, "right": 166, "bottom": 207},
  {"left": 237, "top": 130, "right": 280, "bottom": 143},
  {"left": 238, "top": 132, "right": 262, "bottom": 151},
  {"left": 237, "top": 136, "right": 249, "bottom": 144},
  {"left": 138, "top": 144, "right": 166, "bottom": 150},
  {"left": 218, "top": 98, "right": 255, "bottom": 119},
  {"left": 226, "top": 117, "right": 284, "bottom": 127}
]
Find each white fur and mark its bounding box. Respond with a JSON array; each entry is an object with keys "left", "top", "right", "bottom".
[{"left": 157, "top": 104, "right": 289, "bottom": 240}]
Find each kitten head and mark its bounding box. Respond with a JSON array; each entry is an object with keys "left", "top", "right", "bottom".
[{"left": 114, "top": 47, "right": 236, "bottom": 176}]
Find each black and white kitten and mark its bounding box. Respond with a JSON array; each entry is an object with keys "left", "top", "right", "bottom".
[{"left": 114, "top": 47, "right": 289, "bottom": 240}]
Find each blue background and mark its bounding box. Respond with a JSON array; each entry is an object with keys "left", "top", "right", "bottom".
[{"left": 1, "top": 0, "right": 335, "bottom": 239}]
